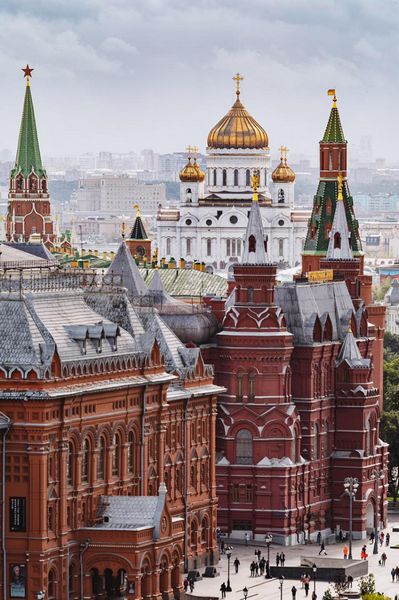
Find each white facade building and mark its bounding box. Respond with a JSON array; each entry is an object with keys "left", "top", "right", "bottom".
[{"left": 156, "top": 79, "right": 308, "bottom": 272}]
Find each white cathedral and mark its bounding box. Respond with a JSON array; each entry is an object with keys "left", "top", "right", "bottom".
[{"left": 156, "top": 75, "right": 309, "bottom": 273}]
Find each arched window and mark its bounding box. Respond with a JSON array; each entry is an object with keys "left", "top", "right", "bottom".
[
  {"left": 313, "top": 423, "right": 319, "bottom": 460},
  {"left": 313, "top": 317, "right": 322, "bottom": 343},
  {"left": 48, "top": 505, "right": 54, "bottom": 532},
  {"left": 113, "top": 433, "right": 120, "bottom": 477},
  {"left": 248, "top": 372, "right": 255, "bottom": 400},
  {"left": 234, "top": 169, "right": 239, "bottom": 186},
  {"left": 190, "top": 464, "right": 196, "bottom": 489},
  {"left": 246, "top": 169, "right": 251, "bottom": 186},
  {"left": 82, "top": 438, "right": 90, "bottom": 483},
  {"left": 329, "top": 151, "right": 333, "bottom": 170},
  {"left": 247, "top": 287, "right": 254, "bottom": 303},
  {"left": 366, "top": 419, "right": 372, "bottom": 456},
  {"left": 279, "top": 239, "right": 284, "bottom": 257},
  {"left": 67, "top": 442, "right": 74, "bottom": 486},
  {"left": 48, "top": 569, "right": 56, "bottom": 600},
  {"left": 128, "top": 431, "right": 134, "bottom": 473},
  {"left": 201, "top": 517, "right": 208, "bottom": 542},
  {"left": 206, "top": 239, "right": 212, "bottom": 256},
  {"left": 334, "top": 232, "right": 341, "bottom": 249},
  {"left": 292, "top": 428, "right": 298, "bottom": 463},
  {"left": 166, "top": 238, "right": 171, "bottom": 255},
  {"left": 237, "top": 239, "right": 242, "bottom": 255},
  {"left": 98, "top": 436, "right": 105, "bottom": 480},
  {"left": 185, "top": 188, "right": 192, "bottom": 203},
  {"left": 264, "top": 170, "right": 267, "bottom": 186},
  {"left": 236, "top": 429, "right": 253, "bottom": 464},
  {"left": 237, "top": 372, "right": 243, "bottom": 400},
  {"left": 278, "top": 189, "right": 285, "bottom": 203},
  {"left": 201, "top": 462, "right": 207, "bottom": 487},
  {"left": 190, "top": 520, "right": 197, "bottom": 546},
  {"left": 222, "top": 169, "right": 227, "bottom": 186},
  {"left": 248, "top": 235, "right": 256, "bottom": 253},
  {"left": 186, "top": 238, "right": 191, "bottom": 255},
  {"left": 324, "top": 422, "right": 329, "bottom": 457},
  {"left": 226, "top": 239, "right": 231, "bottom": 256},
  {"left": 69, "top": 564, "right": 74, "bottom": 597},
  {"left": 213, "top": 169, "right": 217, "bottom": 186}
]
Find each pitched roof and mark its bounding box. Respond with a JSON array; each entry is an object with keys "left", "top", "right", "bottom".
[
  {"left": 322, "top": 105, "right": 346, "bottom": 143},
  {"left": 106, "top": 241, "right": 147, "bottom": 297},
  {"left": 241, "top": 199, "right": 269, "bottom": 264},
  {"left": 337, "top": 330, "right": 370, "bottom": 368},
  {"left": 129, "top": 215, "right": 148, "bottom": 240},
  {"left": 11, "top": 83, "right": 45, "bottom": 179}
]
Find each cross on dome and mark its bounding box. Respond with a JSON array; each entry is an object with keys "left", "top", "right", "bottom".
[
  {"left": 233, "top": 72, "right": 244, "bottom": 96},
  {"left": 186, "top": 145, "right": 192, "bottom": 158}
]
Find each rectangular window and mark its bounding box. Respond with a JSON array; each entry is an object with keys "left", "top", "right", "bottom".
[
  {"left": 232, "top": 239, "right": 236, "bottom": 255},
  {"left": 245, "top": 485, "right": 253, "bottom": 502},
  {"left": 226, "top": 239, "right": 231, "bottom": 256},
  {"left": 186, "top": 238, "right": 191, "bottom": 255},
  {"left": 232, "top": 484, "right": 240, "bottom": 502},
  {"left": 237, "top": 240, "right": 242, "bottom": 255},
  {"left": 279, "top": 238, "right": 284, "bottom": 256}
]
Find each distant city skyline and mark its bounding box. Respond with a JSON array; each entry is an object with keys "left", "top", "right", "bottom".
[{"left": 0, "top": 1, "right": 398, "bottom": 159}]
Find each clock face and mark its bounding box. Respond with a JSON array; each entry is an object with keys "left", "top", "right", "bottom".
[{"left": 162, "top": 516, "right": 167, "bottom": 532}]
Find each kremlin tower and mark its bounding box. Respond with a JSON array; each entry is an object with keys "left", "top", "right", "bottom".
[{"left": 6, "top": 66, "right": 55, "bottom": 247}]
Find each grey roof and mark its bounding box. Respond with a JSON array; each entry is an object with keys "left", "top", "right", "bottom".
[
  {"left": 106, "top": 241, "right": 147, "bottom": 297},
  {"left": 96, "top": 484, "right": 166, "bottom": 538},
  {"left": 241, "top": 200, "right": 269, "bottom": 264},
  {"left": 276, "top": 280, "right": 353, "bottom": 345},
  {"left": 139, "top": 268, "right": 228, "bottom": 298},
  {"left": 326, "top": 199, "right": 353, "bottom": 260},
  {"left": 385, "top": 280, "right": 399, "bottom": 306},
  {"left": 0, "top": 242, "right": 53, "bottom": 267},
  {"left": 4, "top": 242, "right": 57, "bottom": 262},
  {"left": 337, "top": 330, "right": 370, "bottom": 368}
]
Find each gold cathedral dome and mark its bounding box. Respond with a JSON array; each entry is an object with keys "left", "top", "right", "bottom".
[
  {"left": 272, "top": 146, "right": 296, "bottom": 183},
  {"left": 179, "top": 146, "right": 205, "bottom": 182},
  {"left": 207, "top": 73, "right": 269, "bottom": 150}
]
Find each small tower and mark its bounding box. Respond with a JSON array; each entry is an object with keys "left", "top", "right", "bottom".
[
  {"left": 325, "top": 173, "right": 352, "bottom": 260},
  {"left": 179, "top": 146, "right": 205, "bottom": 206},
  {"left": 6, "top": 65, "right": 55, "bottom": 246},
  {"left": 125, "top": 204, "right": 152, "bottom": 262},
  {"left": 271, "top": 146, "right": 295, "bottom": 207}
]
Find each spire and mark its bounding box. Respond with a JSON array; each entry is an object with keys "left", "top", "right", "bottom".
[
  {"left": 326, "top": 173, "right": 353, "bottom": 260},
  {"left": 337, "top": 327, "right": 370, "bottom": 368},
  {"left": 241, "top": 171, "right": 269, "bottom": 264},
  {"left": 322, "top": 90, "right": 346, "bottom": 143},
  {"left": 129, "top": 205, "right": 149, "bottom": 240},
  {"left": 11, "top": 66, "right": 45, "bottom": 179},
  {"left": 106, "top": 241, "right": 147, "bottom": 297}
]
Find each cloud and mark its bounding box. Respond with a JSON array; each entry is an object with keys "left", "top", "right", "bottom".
[{"left": 0, "top": 0, "right": 397, "bottom": 158}]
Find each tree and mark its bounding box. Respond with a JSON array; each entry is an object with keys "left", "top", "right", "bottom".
[
  {"left": 380, "top": 412, "right": 399, "bottom": 501},
  {"left": 359, "top": 574, "right": 375, "bottom": 597},
  {"left": 382, "top": 332, "right": 399, "bottom": 501}
]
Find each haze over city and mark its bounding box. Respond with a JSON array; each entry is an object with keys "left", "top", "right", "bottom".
[{"left": 0, "top": 0, "right": 398, "bottom": 159}]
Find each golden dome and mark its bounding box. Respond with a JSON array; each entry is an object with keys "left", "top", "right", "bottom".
[
  {"left": 207, "top": 76, "right": 268, "bottom": 149},
  {"left": 179, "top": 156, "right": 204, "bottom": 182},
  {"left": 272, "top": 147, "right": 296, "bottom": 183}
]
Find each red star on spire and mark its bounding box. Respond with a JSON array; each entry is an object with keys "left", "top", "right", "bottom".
[{"left": 22, "top": 64, "right": 34, "bottom": 78}]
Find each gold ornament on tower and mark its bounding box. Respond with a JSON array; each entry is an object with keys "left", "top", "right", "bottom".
[
  {"left": 179, "top": 145, "right": 205, "bottom": 182},
  {"left": 207, "top": 73, "right": 269, "bottom": 149},
  {"left": 271, "top": 146, "right": 296, "bottom": 183}
]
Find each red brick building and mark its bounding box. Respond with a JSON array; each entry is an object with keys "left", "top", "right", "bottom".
[
  {"left": 0, "top": 280, "right": 222, "bottom": 599},
  {"left": 204, "top": 94, "right": 388, "bottom": 544}
]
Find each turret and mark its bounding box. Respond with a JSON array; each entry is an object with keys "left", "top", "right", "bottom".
[
  {"left": 271, "top": 146, "right": 295, "bottom": 207},
  {"left": 125, "top": 204, "right": 152, "bottom": 261},
  {"left": 179, "top": 146, "right": 205, "bottom": 206}
]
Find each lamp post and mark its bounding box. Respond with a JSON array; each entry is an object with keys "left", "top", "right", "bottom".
[
  {"left": 371, "top": 469, "right": 384, "bottom": 555},
  {"left": 264, "top": 534, "right": 273, "bottom": 579},
  {"left": 344, "top": 477, "right": 359, "bottom": 560},
  {"left": 279, "top": 575, "right": 284, "bottom": 600},
  {"left": 312, "top": 563, "right": 317, "bottom": 596},
  {"left": 226, "top": 546, "right": 233, "bottom": 592},
  {"left": 243, "top": 587, "right": 248, "bottom": 600}
]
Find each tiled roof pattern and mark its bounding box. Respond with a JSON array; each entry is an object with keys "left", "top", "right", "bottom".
[
  {"left": 140, "top": 268, "right": 227, "bottom": 298},
  {"left": 4, "top": 242, "right": 56, "bottom": 262},
  {"left": 322, "top": 106, "right": 346, "bottom": 143},
  {"left": 96, "top": 495, "right": 159, "bottom": 529},
  {"left": 276, "top": 280, "right": 353, "bottom": 345},
  {"left": 11, "top": 85, "right": 45, "bottom": 179}
]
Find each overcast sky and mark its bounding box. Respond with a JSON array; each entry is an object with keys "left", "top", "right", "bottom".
[{"left": 0, "top": 0, "right": 398, "bottom": 161}]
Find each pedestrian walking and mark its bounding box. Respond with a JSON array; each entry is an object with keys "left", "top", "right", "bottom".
[
  {"left": 183, "top": 578, "right": 189, "bottom": 592},
  {"left": 370, "top": 531, "right": 375, "bottom": 544},
  {"left": 347, "top": 575, "right": 353, "bottom": 588},
  {"left": 221, "top": 540, "right": 225, "bottom": 555},
  {"left": 276, "top": 553, "right": 280, "bottom": 567},
  {"left": 395, "top": 565, "right": 399, "bottom": 581},
  {"left": 245, "top": 532, "right": 249, "bottom": 546},
  {"left": 304, "top": 578, "right": 310, "bottom": 597},
  {"left": 292, "top": 585, "right": 297, "bottom": 599},
  {"left": 281, "top": 552, "right": 286, "bottom": 567},
  {"left": 318, "top": 541, "right": 327, "bottom": 556},
  {"left": 250, "top": 561, "right": 255, "bottom": 577},
  {"left": 220, "top": 582, "right": 227, "bottom": 598},
  {"left": 189, "top": 580, "right": 194, "bottom": 593},
  {"left": 312, "top": 592, "right": 317, "bottom": 600},
  {"left": 234, "top": 557, "right": 240, "bottom": 574},
  {"left": 255, "top": 562, "right": 259, "bottom": 576},
  {"left": 343, "top": 545, "right": 349, "bottom": 559},
  {"left": 380, "top": 532, "right": 385, "bottom": 546},
  {"left": 257, "top": 549, "right": 261, "bottom": 561},
  {"left": 317, "top": 531, "right": 321, "bottom": 545},
  {"left": 300, "top": 573, "right": 306, "bottom": 589},
  {"left": 381, "top": 552, "right": 387, "bottom": 566},
  {"left": 386, "top": 533, "right": 391, "bottom": 546},
  {"left": 391, "top": 568, "right": 396, "bottom": 582}
]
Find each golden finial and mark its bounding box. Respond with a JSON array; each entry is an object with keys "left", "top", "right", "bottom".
[
  {"left": 121, "top": 221, "right": 126, "bottom": 239},
  {"left": 192, "top": 145, "right": 198, "bottom": 160},
  {"left": 22, "top": 64, "right": 34, "bottom": 87},
  {"left": 233, "top": 73, "right": 244, "bottom": 96},
  {"left": 186, "top": 145, "right": 192, "bottom": 159},
  {"left": 278, "top": 146, "right": 289, "bottom": 162},
  {"left": 283, "top": 146, "right": 289, "bottom": 164},
  {"left": 251, "top": 169, "right": 260, "bottom": 203},
  {"left": 337, "top": 172, "right": 343, "bottom": 201},
  {"left": 327, "top": 88, "right": 337, "bottom": 108},
  {"left": 133, "top": 203, "right": 141, "bottom": 217}
]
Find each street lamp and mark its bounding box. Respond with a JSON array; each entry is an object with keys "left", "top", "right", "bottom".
[
  {"left": 343, "top": 477, "right": 359, "bottom": 560},
  {"left": 243, "top": 587, "right": 248, "bottom": 600},
  {"left": 312, "top": 563, "right": 317, "bottom": 596},
  {"left": 279, "top": 575, "right": 284, "bottom": 600},
  {"left": 226, "top": 545, "right": 233, "bottom": 592},
  {"left": 264, "top": 534, "right": 273, "bottom": 579},
  {"left": 371, "top": 469, "right": 384, "bottom": 555}
]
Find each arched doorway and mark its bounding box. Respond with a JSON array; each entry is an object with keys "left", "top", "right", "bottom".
[
  {"left": 160, "top": 556, "right": 170, "bottom": 600},
  {"left": 366, "top": 501, "right": 374, "bottom": 532}
]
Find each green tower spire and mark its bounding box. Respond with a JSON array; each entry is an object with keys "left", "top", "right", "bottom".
[
  {"left": 322, "top": 103, "right": 346, "bottom": 143},
  {"left": 11, "top": 66, "right": 46, "bottom": 179}
]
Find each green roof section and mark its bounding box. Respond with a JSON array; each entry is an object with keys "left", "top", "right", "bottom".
[
  {"left": 11, "top": 82, "right": 45, "bottom": 179},
  {"left": 303, "top": 179, "right": 362, "bottom": 256},
  {"left": 322, "top": 106, "right": 346, "bottom": 143}
]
